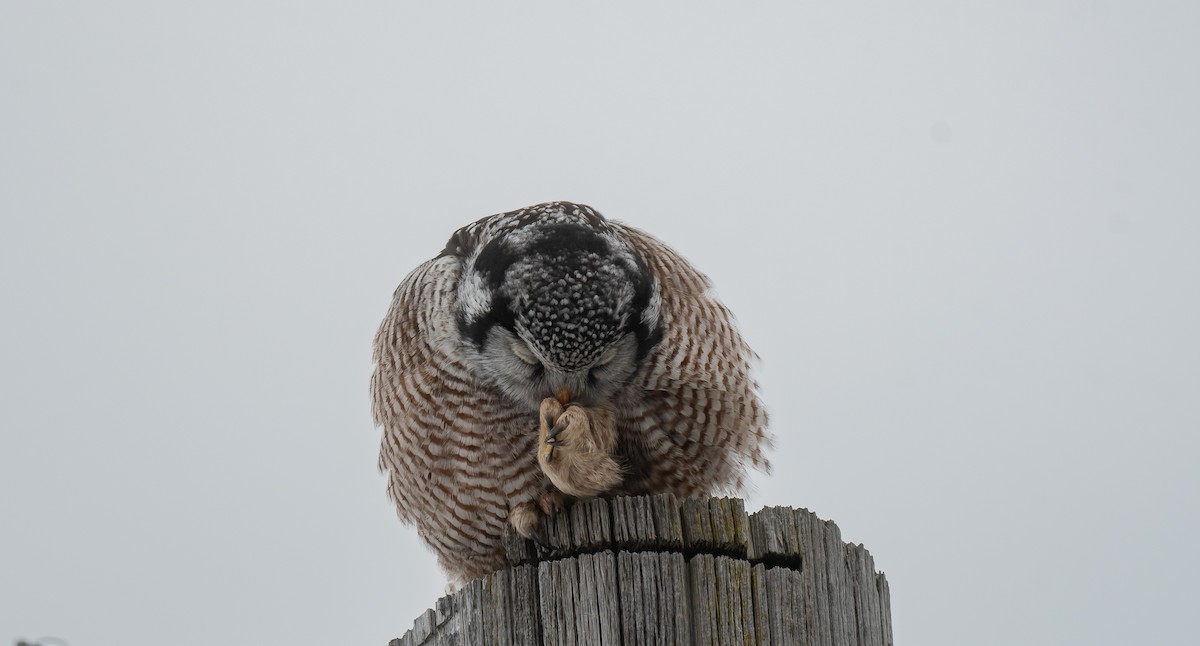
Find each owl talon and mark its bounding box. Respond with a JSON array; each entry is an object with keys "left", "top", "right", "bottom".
[
  {"left": 509, "top": 500, "right": 541, "bottom": 543},
  {"left": 528, "top": 526, "right": 551, "bottom": 550},
  {"left": 510, "top": 492, "right": 566, "bottom": 551},
  {"left": 545, "top": 419, "right": 569, "bottom": 445},
  {"left": 537, "top": 398, "right": 623, "bottom": 498},
  {"left": 538, "top": 490, "right": 566, "bottom": 517}
]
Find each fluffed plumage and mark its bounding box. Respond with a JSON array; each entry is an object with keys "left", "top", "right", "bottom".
[{"left": 372, "top": 201, "right": 770, "bottom": 584}]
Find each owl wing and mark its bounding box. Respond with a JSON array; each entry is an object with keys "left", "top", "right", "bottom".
[
  {"left": 371, "top": 255, "right": 540, "bottom": 573},
  {"left": 611, "top": 223, "right": 772, "bottom": 492}
]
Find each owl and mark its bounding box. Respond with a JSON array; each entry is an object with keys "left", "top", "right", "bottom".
[{"left": 372, "top": 201, "right": 771, "bottom": 585}]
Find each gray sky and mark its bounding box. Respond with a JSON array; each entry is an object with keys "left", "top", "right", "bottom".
[{"left": 2, "top": 2, "right": 1197, "bottom": 645}]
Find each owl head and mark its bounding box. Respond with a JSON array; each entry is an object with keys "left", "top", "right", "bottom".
[{"left": 454, "top": 206, "right": 662, "bottom": 410}]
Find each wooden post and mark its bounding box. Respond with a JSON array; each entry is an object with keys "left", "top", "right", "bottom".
[{"left": 391, "top": 494, "right": 892, "bottom": 646}]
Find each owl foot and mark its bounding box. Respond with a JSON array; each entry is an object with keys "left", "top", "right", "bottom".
[
  {"left": 509, "top": 500, "right": 546, "bottom": 547},
  {"left": 509, "top": 491, "right": 567, "bottom": 549},
  {"left": 538, "top": 489, "right": 566, "bottom": 522},
  {"left": 537, "top": 397, "right": 623, "bottom": 498}
]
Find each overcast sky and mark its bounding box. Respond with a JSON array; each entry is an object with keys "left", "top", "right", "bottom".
[{"left": 2, "top": 2, "right": 1198, "bottom": 645}]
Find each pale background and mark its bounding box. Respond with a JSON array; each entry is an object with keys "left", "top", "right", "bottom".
[{"left": 2, "top": 2, "right": 1197, "bottom": 645}]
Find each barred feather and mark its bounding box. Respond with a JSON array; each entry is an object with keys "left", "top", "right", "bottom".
[{"left": 372, "top": 202, "right": 771, "bottom": 584}]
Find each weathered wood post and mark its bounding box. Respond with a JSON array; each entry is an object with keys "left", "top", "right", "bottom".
[{"left": 391, "top": 494, "right": 892, "bottom": 646}]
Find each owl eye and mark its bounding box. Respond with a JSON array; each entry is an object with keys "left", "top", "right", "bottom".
[
  {"left": 588, "top": 352, "right": 616, "bottom": 388},
  {"left": 594, "top": 346, "right": 618, "bottom": 367},
  {"left": 511, "top": 341, "right": 541, "bottom": 366}
]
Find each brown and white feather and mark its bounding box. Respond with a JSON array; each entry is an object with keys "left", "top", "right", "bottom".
[{"left": 372, "top": 203, "right": 771, "bottom": 585}]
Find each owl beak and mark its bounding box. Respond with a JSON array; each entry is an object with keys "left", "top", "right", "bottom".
[{"left": 556, "top": 386, "right": 571, "bottom": 406}]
